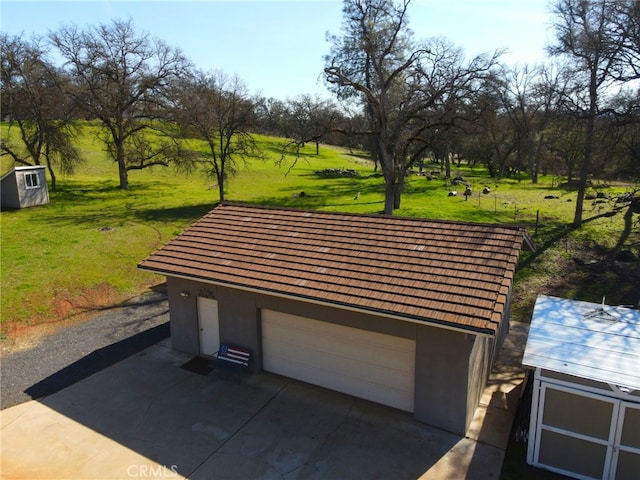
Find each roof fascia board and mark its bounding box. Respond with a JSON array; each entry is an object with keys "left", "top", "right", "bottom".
[{"left": 14, "top": 165, "right": 46, "bottom": 170}]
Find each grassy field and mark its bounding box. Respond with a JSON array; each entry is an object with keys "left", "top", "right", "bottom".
[
  {"left": 1, "top": 124, "right": 638, "bottom": 480},
  {"left": 1, "top": 123, "right": 638, "bottom": 338}
]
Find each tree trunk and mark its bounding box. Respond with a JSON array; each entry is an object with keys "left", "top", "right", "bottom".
[
  {"left": 118, "top": 158, "right": 129, "bottom": 190},
  {"left": 46, "top": 163, "right": 57, "bottom": 192},
  {"left": 392, "top": 170, "right": 405, "bottom": 210},
  {"left": 444, "top": 150, "right": 451, "bottom": 178},
  {"left": 566, "top": 163, "right": 573, "bottom": 184},
  {"left": 116, "top": 140, "right": 129, "bottom": 190},
  {"left": 44, "top": 144, "right": 57, "bottom": 192},
  {"left": 573, "top": 75, "right": 598, "bottom": 229},
  {"left": 531, "top": 133, "right": 544, "bottom": 184},
  {"left": 384, "top": 182, "right": 395, "bottom": 214},
  {"left": 393, "top": 183, "right": 402, "bottom": 210},
  {"left": 217, "top": 165, "right": 225, "bottom": 203},
  {"left": 572, "top": 121, "right": 592, "bottom": 228}
]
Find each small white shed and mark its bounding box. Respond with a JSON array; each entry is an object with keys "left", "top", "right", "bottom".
[
  {"left": 522, "top": 295, "right": 640, "bottom": 480},
  {"left": 0, "top": 165, "right": 49, "bottom": 209}
]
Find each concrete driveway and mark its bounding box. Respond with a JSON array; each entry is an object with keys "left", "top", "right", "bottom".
[{"left": 1, "top": 329, "right": 528, "bottom": 480}]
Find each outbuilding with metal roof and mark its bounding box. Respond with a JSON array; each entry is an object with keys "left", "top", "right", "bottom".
[
  {"left": 523, "top": 295, "right": 640, "bottom": 480},
  {"left": 139, "top": 203, "right": 533, "bottom": 434}
]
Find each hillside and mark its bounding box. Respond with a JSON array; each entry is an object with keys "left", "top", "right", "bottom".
[{"left": 1, "top": 125, "right": 639, "bottom": 344}]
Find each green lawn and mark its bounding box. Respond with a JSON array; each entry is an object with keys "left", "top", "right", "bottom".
[{"left": 1, "top": 124, "right": 637, "bottom": 333}]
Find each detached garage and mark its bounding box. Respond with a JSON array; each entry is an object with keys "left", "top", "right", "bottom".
[
  {"left": 523, "top": 295, "right": 640, "bottom": 480},
  {"left": 139, "top": 203, "right": 532, "bottom": 434}
]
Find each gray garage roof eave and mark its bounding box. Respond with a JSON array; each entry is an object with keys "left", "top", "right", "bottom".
[{"left": 140, "top": 268, "right": 497, "bottom": 338}]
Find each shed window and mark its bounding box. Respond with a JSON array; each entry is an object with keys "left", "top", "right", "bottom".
[{"left": 24, "top": 173, "right": 39, "bottom": 189}]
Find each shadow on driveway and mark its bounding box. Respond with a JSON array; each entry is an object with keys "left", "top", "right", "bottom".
[
  {"left": 2, "top": 343, "right": 467, "bottom": 479},
  {"left": 2, "top": 308, "right": 533, "bottom": 479},
  {"left": 25, "top": 323, "right": 170, "bottom": 400}
]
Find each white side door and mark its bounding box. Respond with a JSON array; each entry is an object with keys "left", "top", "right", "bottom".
[{"left": 197, "top": 297, "right": 220, "bottom": 356}]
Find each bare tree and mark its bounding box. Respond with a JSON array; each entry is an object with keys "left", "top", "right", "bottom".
[
  {"left": 50, "top": 19, "right": 189, "bottom": 190},
  {"left": 172, "top": 70, "right": 262, "bottom": 203},
  {"left": 549, "top": 0, "right": 632, "bottom": 227},
  {"left": 254, "top": 97, "right": 288, "bottom": 136},
  {"left": 615, "top": 0, "right": 640, "bottom": 81},
  {"left": 470, "top": 97, "right": 517, "bottom": 179},
  {"left": 324, "top": 0, "right": 431, "bottom": 214},
  {"left": 324, "top": 0, "right": 498, "bottom": 213},
  {"left": 276, "top": 95, "right": 337, "bottom": 172},
  {"left": 1, "top": 33, "right": 82, "bottom": 191},
  {"left": 494, "top": 64, "right": 562, "bottom": 183},
  {"left": 546, "top": 114, "right": 586, "bottom": 183},
  {"left": 412, "top": 37, "right": 499, "bottom": 179}
]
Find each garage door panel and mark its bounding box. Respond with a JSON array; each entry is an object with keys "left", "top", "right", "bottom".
[
  {"left": 263, "top": 330, "right": 414, "bottom": 379},
  {"left": 263, "top": 311, "right": 414, "bottom": 370},
  {"left": 262, "top": 316, "right": 414, "bottom": 387},
  {"left": 263, "top": 343, "right": 414, "bottom": 394},
  {"left": 262, "top": 309, "right": 415, "bottom": 412},
  {"left": 619, "top": 404, "right": 640, "bottom": 449},
  {"left": 615, "top": 450, "right": 640, "bottom": 480},
  {"left": 538, "top": 429, "right": 608, "bottom": 479},
  {"left": 265, "top": 349, "right": 413, "bottom": 411}
]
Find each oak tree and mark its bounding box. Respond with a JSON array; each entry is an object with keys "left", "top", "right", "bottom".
[
  {"left": 0, "top": 33, "right": 82, "bottom": 190},
  {"left": 324, "top": 0, "right": 498, "bottom": 213},
  {"left": 549, "top": 0, "right": 633, "bottom": 227},
  {"left": 171, "top": 70, "right": 262, "bottom": 203},
  {"left": 50, "top": 19, "right": 189, "bottom": 189}
]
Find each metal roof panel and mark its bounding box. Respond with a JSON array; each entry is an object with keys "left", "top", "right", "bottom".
[{"left": 522, "top": 295, "right": 640, "bottom": 390}]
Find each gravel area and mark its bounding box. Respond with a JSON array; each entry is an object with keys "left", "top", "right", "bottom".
[{"left": 0, "top": 287, "right": 170, "bottom": 409}]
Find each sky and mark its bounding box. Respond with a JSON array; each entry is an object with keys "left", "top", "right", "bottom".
[{"left": 0, "top": 0, "right": 554, "bottom": 100}]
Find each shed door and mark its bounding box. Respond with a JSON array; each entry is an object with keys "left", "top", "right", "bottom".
[
  {"left": 531, "top": 382, "right": 640, "bottom": 480},
  {"left": 612, "top": 402, "right": 640, "bottom": 480},
  {"left": 197, "top": 297, "right": 220, "bottom": 356},
  {"left": 261, "top": 309, "right": 415, "bottom": 412}
]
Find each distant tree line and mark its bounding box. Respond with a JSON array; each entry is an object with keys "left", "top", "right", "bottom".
[
  {"left": 323, "top": 0, "right": 640, "bottom": 222},
  {"left": 1, "top": 0, "right": 639, "bottom": 224}
]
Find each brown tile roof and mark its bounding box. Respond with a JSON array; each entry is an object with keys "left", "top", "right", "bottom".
[{"left": 139, "top": 203, "right": 533, "bottom": 336}]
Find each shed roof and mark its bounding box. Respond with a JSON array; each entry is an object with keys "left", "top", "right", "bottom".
[
  {"left": 139, "top": 203, "right": 532, "bottom": 336},
  {"left": 0, "top": 165, "right": 46, "bottom": 181},
  {"left": 522, "top": 295, "right": 640, "bottom": 390}
]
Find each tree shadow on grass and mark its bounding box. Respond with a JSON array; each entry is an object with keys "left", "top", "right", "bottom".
[
  {"left": 518, "top": 206, "right": 628, "bottom": 269},
  {"left": 516, "top": 205, "right": 640, "bottom": 309},
  {"left": 133, "top": 202, "right": 214, "bottom": 223},
  {"left": 34, "top": 192, "right": 215, "bottom": 227},
  {"left": 246, "top": 177, "right": 386, "bottom": 212}
]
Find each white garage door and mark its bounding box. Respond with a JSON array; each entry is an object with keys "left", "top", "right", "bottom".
[{"left": 262, "top": 310, "right": 416, "bottom": 412}]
